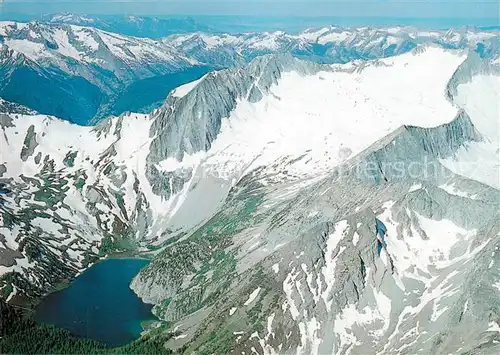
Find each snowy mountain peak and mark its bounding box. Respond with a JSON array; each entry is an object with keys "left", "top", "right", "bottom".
[
  {"left": 0, "top": 20, "right": 203, "bottom": 124},
  {"left": 161, "top": 25, "right": 499, "bottom": 68},
  {"left": 47, "top": 13, "right": 96, "bottom": 25},
  {"left": 148, "top": 54, "right": 320, "bottom": 165},
  {"left": 0, "top": 21, "right": 192, "bottom": 65}
]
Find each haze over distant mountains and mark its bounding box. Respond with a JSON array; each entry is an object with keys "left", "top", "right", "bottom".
[{"left": 43, "top": 13, "right": 214, "bottom": 38}]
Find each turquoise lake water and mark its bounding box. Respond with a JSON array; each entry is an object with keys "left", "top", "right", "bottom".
[{"left": 35, "top": 258, "right": 154, "bottom": 347}]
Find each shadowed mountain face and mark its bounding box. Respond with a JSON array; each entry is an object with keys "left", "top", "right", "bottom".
[
  {"left": 0, "top": 64, "right": 104, "bottom": 125},
  {"left": 0, "top": 31, "right": 499, "bottom": 355}
]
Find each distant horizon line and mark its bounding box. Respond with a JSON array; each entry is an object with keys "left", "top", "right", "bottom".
[
  {"left": 0, "top": 11, "right": 498, "bottom": 31},
  {"left": 2, "top": 12, "right": 499, "bottom": 20}
]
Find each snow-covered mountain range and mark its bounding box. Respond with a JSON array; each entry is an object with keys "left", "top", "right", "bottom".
[
  {"left": 162, "top": 25, "right": 500, "bottom": 65},
  {"left": 1, "top": 40, "right": 499, "bottom": 354},
  {"left": 0, "top": 21, "right": 205, "bottom": 124},
  {"left": 0, "top": 21, "right": 498, "bottom": 125}
]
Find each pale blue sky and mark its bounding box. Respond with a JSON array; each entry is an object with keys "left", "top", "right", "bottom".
[{"left": 0, "top": 1, "right": 499, "bottom": 20}]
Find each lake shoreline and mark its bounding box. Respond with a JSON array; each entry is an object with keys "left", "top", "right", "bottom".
[
  {"left": 31, "top": 257, "right": 157, "bottom": 347},
  {"left": 11, "top": 250, "right": 152, "bottom": 309}
]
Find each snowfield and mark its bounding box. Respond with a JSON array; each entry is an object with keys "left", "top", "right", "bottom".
[{"left": 158, "top": 47, "right": 465, "bottom": 182}]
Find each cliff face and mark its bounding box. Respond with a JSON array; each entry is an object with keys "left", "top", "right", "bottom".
[{"left": 145, "top": 55, "right": 324, "bottom": 197}]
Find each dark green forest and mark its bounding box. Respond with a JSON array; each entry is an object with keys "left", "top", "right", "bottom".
[{"left": 0, "top": 299, "right": 176, "bottom": 354}]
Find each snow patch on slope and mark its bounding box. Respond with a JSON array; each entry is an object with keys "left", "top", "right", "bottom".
[
  {"left": 172, "top": 75, "right": 207, "bottom": 98},
  {"left": 244, "top": 287, "right": 261, "bottom": 306},
  {"left": 4, "top": 39, "right": 51, "bottom": 61},
  {"left": 73, "top": 27, "right": 99, "bottom": 50},
  {"left": 53, "top": 28, "right": 82, "bottom": 60}
]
